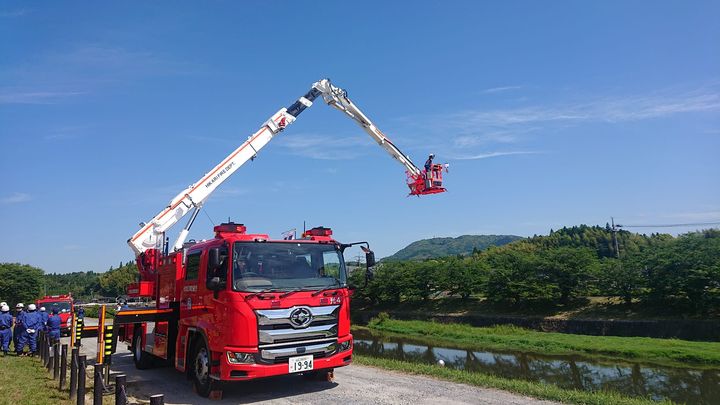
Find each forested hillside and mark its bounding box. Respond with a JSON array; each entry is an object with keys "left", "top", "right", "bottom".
[
  {"left": 351, "top": 226, "right": 720, "bottom": 316},
  {"left": 385, "top": 234, "right": 521, "bottom": 261}
]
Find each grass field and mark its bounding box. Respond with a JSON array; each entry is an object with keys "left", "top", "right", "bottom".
[
  {"left": 0, "top": 354, "right": 70, "bottom": 405},
  {"left": 354, "top": 355, "right": 669, "bottom": 405},
  {"left": 359, "top": 296, "right": 719, "bottom": 320},
  {"left": 362, "top": 316, "right": 720, "bottom": 368}
]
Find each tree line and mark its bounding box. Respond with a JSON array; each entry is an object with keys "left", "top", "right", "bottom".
[
  {"left": 350, "top": 226, "right": 720, "bottom": 314},
  {"left": 0, "top": 261, "right": 138, "bottom": 306}
]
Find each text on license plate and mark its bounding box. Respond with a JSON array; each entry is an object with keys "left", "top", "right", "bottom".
[{"left": 289, "top": 355, "right": 314, "bottom": 373}]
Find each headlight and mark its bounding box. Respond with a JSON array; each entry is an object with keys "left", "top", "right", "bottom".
[
  {"left": 227, "top": 351, "right": 255, "bottom": 364},
  {"left": 338, "top": 339, "right": 352, "bottom": 352}
]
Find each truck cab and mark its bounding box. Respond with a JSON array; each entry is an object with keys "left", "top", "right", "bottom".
[
  {"left": 37, "top": 294, "right": 74, "bottom": 335},
  {"left": 118, "top": 223, "right": 367, "bottom": 397}
]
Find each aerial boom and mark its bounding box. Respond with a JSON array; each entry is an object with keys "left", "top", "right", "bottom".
[{"left": 129, "top": 79, "right": 446, "bottom": 257}]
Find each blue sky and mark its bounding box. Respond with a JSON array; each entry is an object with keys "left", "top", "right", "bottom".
[{"left": 1, "top": 1, "right": 718, "bottom": 274}]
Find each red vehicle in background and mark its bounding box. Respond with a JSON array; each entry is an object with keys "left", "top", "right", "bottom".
[{"left": 37, "top": 294, "right": 74, "bottom": 335}]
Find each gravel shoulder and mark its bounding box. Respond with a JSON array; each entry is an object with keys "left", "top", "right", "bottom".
[{"left": 73, "top": 320, "right": 558, "bottom": 405}]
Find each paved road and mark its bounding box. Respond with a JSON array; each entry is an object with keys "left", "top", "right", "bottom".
[{"left": 70, "top": 334, "right": 558, "bottom": 405}]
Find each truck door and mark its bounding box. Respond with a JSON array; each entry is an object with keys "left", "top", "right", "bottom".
[
  {"left": 202, "top": 245, "right": 229, "bottom": 344},
  {"left": 180, "top": 249, "right": 202, "bottom": 325}
]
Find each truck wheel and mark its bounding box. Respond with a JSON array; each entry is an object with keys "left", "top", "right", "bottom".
[
  {"left": 132, "top": 331, "right": 153, "bottom": 369},
  {"left": 191, "top": 339, "right": 218, "bottom": 397}
]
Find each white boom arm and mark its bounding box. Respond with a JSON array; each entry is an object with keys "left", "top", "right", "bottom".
[
  {"left": 129, "top": 78, "right": 432, "bottom": 256},
  {"left": 312, "top": 79, "right": 423, "bottom": 176},
  {"left": 128, "top": 107, "right": 303, "bottom": 255}
]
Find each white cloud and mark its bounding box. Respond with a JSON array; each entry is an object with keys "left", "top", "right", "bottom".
[
  {"left": 452, "top": 151, "right": 545, "bottom": 160},
  {"left": 0, "top": 192, "right": 32, "bottom": 204},
  {"left": 0, "top": 90, "right": 85, "bottom": 104},
  {"left": 277, "top": 133, "right": 371, "bottom": 160},
  {"left": 0, "top": 9, "right": 27, "bottom": 18},
  {"left": 481, "top": 85, "right": 523, "bottom": 94}
]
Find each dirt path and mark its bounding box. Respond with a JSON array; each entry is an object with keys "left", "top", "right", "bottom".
[{"left": 70, "top": 334, "right": 558, "bottom": 405}]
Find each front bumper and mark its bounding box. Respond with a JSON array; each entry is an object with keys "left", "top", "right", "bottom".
[{"left": 218, "top": 338, "right": 353, "bottom": 380}]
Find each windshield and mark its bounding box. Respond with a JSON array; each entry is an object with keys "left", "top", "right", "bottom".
[
  {"left": 232, "top": 242, "right": 347, "bottom": 292},
  {"left": 43, "top": 301, "right": 72, "bottom": 312}
]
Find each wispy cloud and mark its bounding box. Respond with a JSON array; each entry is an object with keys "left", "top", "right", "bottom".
[
  {"left": 0, "top": 44, "right": 202, "bottom": 104},
  {"left": 277, "top": 133, "right": 371, "bottom": 160},
  {"left": 0, "top": 90, "right": 85, "bottom": 104},
  {"left": 482, "top": 85, "right": 522, "bottom": 94},
  {"left": 452, "top": 151, "right": 546, "bottom": 160},
  {"left": 399, "top": 84, "right": 720, "bottom": 160},
  {"left": 0, "top": 192, "right": 32, "bottom": 204},
  {"left": 0, "top": 9, "right": 27, "bottom": 18}
]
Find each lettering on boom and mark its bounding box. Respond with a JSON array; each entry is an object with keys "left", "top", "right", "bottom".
[{"left": 205, "top": 161, "right": 236, "bottom": 189}]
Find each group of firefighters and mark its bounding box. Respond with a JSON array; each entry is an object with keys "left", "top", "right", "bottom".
[{"left": 0, "top": 301, "right": 63, "bottom": 356}]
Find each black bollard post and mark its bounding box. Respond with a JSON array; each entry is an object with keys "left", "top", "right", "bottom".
[
  {"left": 39, "top": 332, "right": 45, "bottom": 363},
  {"left": 46, "top": 339, "right": 53, "bottom": 371},
  {"left": 77, "top": 355, "right": 86, "bottom": 405},
  {"left": 53, "top": 342, "right": 60, "bottom": 379},
  {"left": 149, "top": 394, "right": 164, "bottom": 405},
  {"left": 93, "top": 363, "right": 103, "bottom": 405},
  {"left": 114, "top": 374, "right": 127, "bottom": 405},
  {"left": 59, "top": 344, "right": 68, "bottom": 391},
  {"left": 70, "top": 347, "right": 78, "bottom": 400}
]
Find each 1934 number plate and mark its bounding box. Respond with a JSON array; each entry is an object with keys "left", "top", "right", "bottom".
[{"left": 289, "top": 355, "right": 314, "bottom": 373}]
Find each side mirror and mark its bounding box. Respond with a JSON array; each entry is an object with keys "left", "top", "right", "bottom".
[
  {"left": 365, "top": 251, "right": 376, "bottom": 268},
  {"left": 208, "top": 248, "right": 220, "bottom": 270},
  {"left": 208, "top": 276, "right": 225, "bottom": 291}
]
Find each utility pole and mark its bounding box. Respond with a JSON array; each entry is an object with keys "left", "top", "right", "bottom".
[{"left": 611, "top": 217, "right": 621, "bottom": 258}]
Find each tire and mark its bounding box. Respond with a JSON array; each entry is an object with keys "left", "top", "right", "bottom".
[
  {"left": 132, "top": 330, "right": 153, "bottom": 370},
  {"left": 191, "top": 338, "right": 218, "bottom": 397}
]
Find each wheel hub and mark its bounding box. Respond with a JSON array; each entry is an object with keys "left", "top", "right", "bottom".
[{"left": 195, "top": 347, "right": 209, "bottom": 383}]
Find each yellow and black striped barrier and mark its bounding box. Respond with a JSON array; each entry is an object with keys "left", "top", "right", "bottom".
[
  {"left": 74, "top": 317, "right": 84, "bottom": 347},
  {"left": 103, "top": 324, "right": 114, "bottom": 362}
]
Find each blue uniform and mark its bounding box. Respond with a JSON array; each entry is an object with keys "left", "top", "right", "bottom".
[
  {"left": 13, "top": 310, "right": 25, "bottom": 353},
  {"left": 0, "top": 311, "right": 12, "bottom": 352},
  {"left": 46, "top": 315, "right": 62, "bottom": 341},
  {"left": 18, "top": 311, "right": 42, "bottom": 354},
  {"left": 40, "top": 311, "right": 49, "bottom": 331}
]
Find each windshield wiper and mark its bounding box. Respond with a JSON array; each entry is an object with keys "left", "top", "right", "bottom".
[
  {"left": 279, "top": 288, "right": 308, "bottom": 299},
  {"left": 311, "top": 281, "right": 342, "bottom": 297},
  {"left": 245, "top": 289, "right": 283, "bottom": 300}
]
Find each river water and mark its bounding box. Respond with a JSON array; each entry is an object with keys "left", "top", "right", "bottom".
[{"left": 352, "top": 329, "right": 720, "bottom": 404}]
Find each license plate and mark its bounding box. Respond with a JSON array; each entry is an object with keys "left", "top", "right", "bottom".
[{"left": 289, "top": 354, "right": 314, "bottom": 373}]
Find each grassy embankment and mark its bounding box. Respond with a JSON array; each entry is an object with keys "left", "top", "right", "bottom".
[
  {"left": 0, "top": 354, "right": 70, "bottom": 405},
  {"left": 353, "top": 355, "right": 669, "bottom": 405},
  {"left": 358, "top": 316, "right": 720, "bottom": 369},
  {"left": 359, "top": 295, "right": 719, "bottom": 321}
]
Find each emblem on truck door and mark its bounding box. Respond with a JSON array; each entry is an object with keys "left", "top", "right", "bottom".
[{"left": 289, "top": 307, "right": 313, "bottom": 328}]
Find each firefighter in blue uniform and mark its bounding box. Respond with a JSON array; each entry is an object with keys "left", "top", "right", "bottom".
[
  {"left": 0, "top": 304, "right": 13, "bottom": 355},
  {"left": 18, "top": 303, "right": 42, "bottom": 356},
  {"left": 47, "top": 307, "right": 62, "bottom": 343},
  {"left": 13, "top": 303, "right": 25, "bottom": 354},
  {"left": 39, "top": 306, "right": 49, "bottom": 331}
]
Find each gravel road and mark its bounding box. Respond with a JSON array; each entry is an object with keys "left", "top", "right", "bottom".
[{"left": 70, "top": 334, "right": 558, "bottom": 405}]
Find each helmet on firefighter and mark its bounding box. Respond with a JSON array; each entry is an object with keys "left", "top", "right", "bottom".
[
  {"left": 28, "top": 304, "right": 37, "bottom": 311},
  {"left": 1, "top": 305, "right": 9, "bottom": 312},
  {"left": 16, "top": 303, "right": 24, "bottom": 309}
]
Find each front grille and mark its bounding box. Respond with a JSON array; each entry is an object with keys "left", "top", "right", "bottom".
[{"left": 255, "top": 305, "right": 340, "bottom": 364}]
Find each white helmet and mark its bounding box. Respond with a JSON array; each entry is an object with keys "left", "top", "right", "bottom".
[
  {"left": 40, "top": 306, "right": 46, "bottom": 312},
  {"left": 28, "top": 304, "right": 37, "bottom": 311},
  {"left": 0, "top": 302, "right": 6, "bottom": 307},
  {"left": 16, "top": 303, "right": 24, "bottom": 308},
  {"left": 1, "top": 305, "right": 9, "bottom": 312}
]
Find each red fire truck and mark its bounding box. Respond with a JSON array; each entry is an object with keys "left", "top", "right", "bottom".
[
  {"left": 37, "top": 294, "right": 73, "bottom": 335},
  {"left": 113, "top": 79, "right": 446, "bottom": 397}
]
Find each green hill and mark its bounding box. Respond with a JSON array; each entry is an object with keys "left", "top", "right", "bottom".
[{"left": 385, "top": 234, "right": 521, "bottom": 261}]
